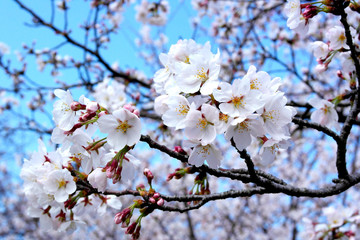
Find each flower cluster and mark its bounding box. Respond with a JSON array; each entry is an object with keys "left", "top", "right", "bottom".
[
  {"left": 301, "top": 206, "right": 360, "bottom": 239},
  {"left": 154, "top": 40, "right": 296, "bottom": 167},
  {"left": 135, "top": 0, "right": 169, "bottom": 26},
  {"left": 21, "top": 86, "right": 142, "bottom": 232}
]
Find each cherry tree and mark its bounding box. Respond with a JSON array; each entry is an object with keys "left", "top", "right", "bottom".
[{"left": 1, "top": 0, "right": 360, "bottom": 239}]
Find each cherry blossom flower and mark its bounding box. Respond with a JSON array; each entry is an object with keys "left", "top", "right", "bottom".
[
  {"left": 328, "top": 26, "right": 347, "bottom": 50},
  {"left": 52, "top": 89, "right": 78, "bottom": 131},
  {"left": 311, "top": 41, "right": 329, "bottom": 60},
  {"left": 44, "top": 169, "right": 76, "bottom": 203},
  {"left": 186, "top": 140, "right": 223, "bottom": 168},
  {"left": 308, "top": 97, "right": 339, "bottom": 130},
  {"left": 257, "top": 93, "right": 296, "bottom": 140},
  {"left": 161, "top": 95, "right": 192, "bottom": 129},
  {"left": 284, "top": 0, "right": 301, "bottom": 30},
  {"left": 213, "top": 78, "right": 264, "bottom": 119},
  {"left": 242, "top": 65, "right": 281, "bottom": 95},
  {"left": 88, "top": 168, "right": 107, "bottom": 193},
  {"left": 184, "top": 104, "right": 219, "bottom": 145},
  {"left": 258, "top": 138, "right": 290, "bottom": 167},
  {"left": 98, "top": 108, "right": 141, "bottom": 150},
  {"left": 225, "top": 115, "right": 265, "bottom": 151},
  {"left": 176, "top": 48, "right": 220, "bottom": 95}
]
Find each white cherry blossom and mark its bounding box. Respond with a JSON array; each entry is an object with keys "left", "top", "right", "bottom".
[
  {"left": 284, "top": 0, "right": 301, "bottom": 30},
  {"left": 308, "top": 97, "right": 339, "bottom": 130},
  {"left": 44, "top": 169, "right": 76, "bottom": 203},
  {"left": 184, "top": 104, "right": 219, "bottom": 145},
  {"left": 213, "top": 78, "right": 264, "bottom": 119},
  {"left": 52, "top": 89, "right": 78, "bottom": 131},
  {"left": 188, "top": 141, "right": 223, "bottom": 168},
  {"left": 98, "top": 108, "right": 141, "bottom": 150}
]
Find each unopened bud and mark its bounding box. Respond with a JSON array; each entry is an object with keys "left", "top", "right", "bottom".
[
  {"left": 143, "top": 168, "right": 154, "bottom": 184},
  {"left": 302, "top": 5, "right": 318, "bottom": 20},
  {"left": 174, "top": 146, "right": 186, "bottom": 155},
  {"left": 79, "top": 112, "right": 96, "bottom": 122},
  {"left": 123, "top": 104, "right": 135, "bottom": 112},
  {"left": 98, "top": 111, "right": 107, "bottom": 117},
  {"left": 337, "top": 70, "right": 345, "bottom": 79},
  {"left": 125, "top": 222, "right": 137, "bottom": 234},
  {"left": 149, "top": 197, "right": 156, "bottom": 204},
  {"left": 133, "top": 109, "right": 140, "bottom": 117},
  {"left": 136, "top": 183, "right": 145, "bottom": 191},
  {"left": 64, "top": 123, "right": 83, "bottom": 135},
  {"left": 157, "top": 198, "right": 164, "bottom": 206},
  {"left": 70, "top": 101, "right": 86, "bottom": 111},
  {"left": 114, "top": 212, "right": 123, "bottom": 224},
  {"left": 86, "top": 101, "right": 99, "bottom": 114},
  {"left": 153, "top": 192, "right": 160, "bottom": 199}
]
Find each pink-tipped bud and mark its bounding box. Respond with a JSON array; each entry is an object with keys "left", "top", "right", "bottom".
[
  {"left": 143, "top": 168, "right": 154, "bottom": 179},
  {"left": 149, "top": 197, "right": 156, "bottom": 204},
  {"left": 337, "top": 70, "right": 345, "bottom": 79},
  {"left": 136, "top": 183, "right": 145, "bottom": 191},
  {"left": 153, "top": 192, "right": 160, "bottom": 199},
  {"left": 157, "top": 198, "right": 164, "bottom": 206},
  {"left": 114, "top": 212, "right": 123, "bottom": 224},
  {"left": 134, "top": 92, "right": 141, "bottom": 102},
  {"left": 166, "top": 173, "right": 174, "bottom": 181},
  {"left": 98, "top": 111, "right": 107, "bottom": 117},
  {"left": 79, "top": 112, "right": 96, "bottom": 122},
  {"left": 86, "top": 101, "right": 99, "bottom": 114},
  {"left": 63, "top": 123, "right": 83, "bottom": 135},
  {"left": 174, "top": 146, "right": 186, "bottom": 155},
  {"left": 70, "top": 101, "right": 86, "bottom": 111},
  {"left": 123, "top": 103, "right": 135, "bottom": 112},
  {"left": 302, "top": 5, "right": 318, "bottom": 20},
  {"left": 125, "top": 222, "right": 137, "bottom": 234},
  {"left": 133, "top": 109, "right": 140, "bottom": 117}
]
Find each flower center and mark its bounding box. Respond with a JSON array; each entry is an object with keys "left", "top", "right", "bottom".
[
  {"left": 338, "top": 34, "right": 346, "bottom": 44},
  {"left": 58, "top": 179, "right": 67, "bottom": 188},
  {"left": 116, "top": 120, "right": 131, "bottom": 133},
  {"left": 196, "top": 67, "right": 209, "bottom": 82},
  {"left": 232, "top": 96, "right": 244, "bottom": 108},
  {"left": 197, "top": 118, "right": 208, "bottom": 129},
  {"left": 219, "top": 112, "right": 229, "bottom": 122},
  {"left": 197, "top": 145, "right": 210, "bottom": 157},
  {"left": 176, "top": 104, "right": 189, "bottom": 116},
  {"left": 262, "top": 109, "right": 278, "bottom": 122},
  {"left": 250, "top": 78, "right": 261, "bottom": 90}
]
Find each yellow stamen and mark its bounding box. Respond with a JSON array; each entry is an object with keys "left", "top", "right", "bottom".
[
  {"left": 58, "top": 179, "right": 67, "bottom": 188},
  {"left": 232, "top": 96, "right": 244, "bottom": 108},
  {"left": 175, "top": 104, "right": 189, "bottom": 116},
  {"left": 116, "top": 120, "right": 131, "bottom": 133}
]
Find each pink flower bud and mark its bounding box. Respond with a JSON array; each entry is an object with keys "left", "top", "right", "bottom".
[
  {"left": 166, "top": 173, "right": 174, "bottom": 181},
  {"left": 70, "top": 101, "right": 86, "bottom": 111},
  {"left": 63, "top": 123, "right": 83, "bottom": 135},
  {"left": 143, "top": 168, "right": 154, "bottom": 179},
  {"left": 98, "top": 111, "right": 107, "bottom": 117},
  {"left": 86, "top": 101, "right": 99, "bottom": 114},
  {"left": 157, "top": 198, "right": 164, "bottom": 206},
  {"left": 123, "top": 104, "right": 135, "bottom": 112},
  {"left": 136, "top": 183, "right": 145, "bottom": 191},
  {"left": 114, "top": 212, "right": 123, "bottom": 224},
  {"left": 149, "top": 197, "right": 156, "bottom": 204},
  {"left": 79, "top": 112, "right": 96, "bottom": 122},
  {"left": 153, "top": 192, "right": 160, "bottom": 199},
  {"left": 125, "top": 222, "right": 137, "bottom": 234},
  {"left": 133, "top": 109, "right": 140, "bottom": 117},
  {"left": 174, "top": 146, "right": 186, "bottom": 154}
]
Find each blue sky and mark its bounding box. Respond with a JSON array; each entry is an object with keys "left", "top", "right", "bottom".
[{"left": 0, "top": 1, "right": 203, "bottom": 165}]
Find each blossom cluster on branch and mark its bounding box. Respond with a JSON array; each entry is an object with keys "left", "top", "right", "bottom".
[{"left": 1, "top": 0, "right": 360, "bottom": 239}]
